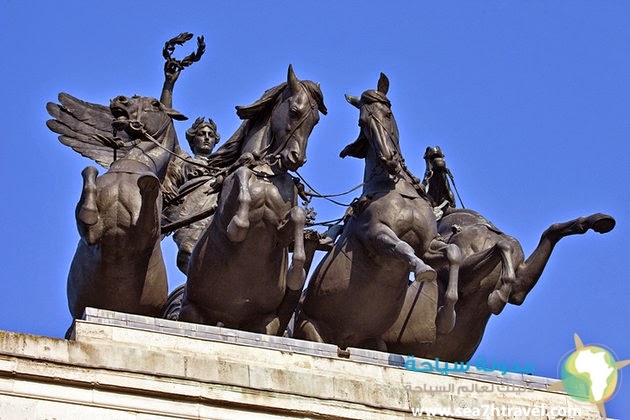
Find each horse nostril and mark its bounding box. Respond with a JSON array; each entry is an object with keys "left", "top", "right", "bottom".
[{"left": 286, "top": 150, "right": 300, "bottom": 163}]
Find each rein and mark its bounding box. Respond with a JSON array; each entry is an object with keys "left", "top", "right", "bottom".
[
  {"left": 166, "top": 84, "right": 324, "bottom": 233},
  {"left": 266, "top": 82, "right": 317, "bottom": 164},
  {"left": 365, "top": 109, "right": 426, "bottom": 195},
  {"left": 424, "top": 166, "right": 466, "bottom": 209},
  {"left": 446, "top": 168, "right": 465, "bottom": 209},
  {"left": 292, "top": 169, "right": 368, "bottom": 207},
  {"left": 110, "top": 107, "right": 212, "bottom": 172},
  {"left": 139, "top": 126, "right": 212, "bottom": 169}
]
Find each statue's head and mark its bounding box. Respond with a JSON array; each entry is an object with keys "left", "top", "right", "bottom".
[
  {"left": 423, "top": 146, "right": 447, "bottom": 172},
  {"left": 186, "top": 117, "right": 220, "bottom": 157}
]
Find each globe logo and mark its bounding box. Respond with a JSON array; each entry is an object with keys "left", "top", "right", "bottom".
[
  {"left": 560, "top": 345, "right": 617, "bottom": 403},
  {"left": 550, "top": 333, "right": 630, "bottom": 418}
]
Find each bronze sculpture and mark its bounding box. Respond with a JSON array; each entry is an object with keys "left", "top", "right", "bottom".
[
  {"left": 45, "top": 33, "right": 206, "bottom": 337},
  {"left": 46, "top": 93, "right": 187, "bottom": 337},
  {"left": 45, "top": 32, "right": 617, "bottom": 363},
  {"left": 294, "top": 74, "right": 462, "bottom": 350},
  {"left": 178, "top": 66, "right": 328, "bottom": 335},
  {"left": 382, "top": 146, "right": 616, "bottom": 361},
  {"left": 163, "top": 117, "right": 222, "bottom": 273}
]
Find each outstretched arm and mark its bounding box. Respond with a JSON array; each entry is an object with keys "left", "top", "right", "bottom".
[
  {"left": 159, "top": 33, "right": 206, "bottom": 108},
  {"left": 160, "top": 58, "right": 181, "bottom": 108}
]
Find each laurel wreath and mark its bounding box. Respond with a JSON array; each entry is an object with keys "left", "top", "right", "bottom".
[{"left": 162, "top": 32, "right": 206, "bottom": 69}]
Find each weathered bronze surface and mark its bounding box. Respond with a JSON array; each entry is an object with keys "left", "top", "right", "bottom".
[
  {"left": 46, "top": 33, "right": 202, "bottom": 337},
  {"left": 163, "top": 117, "right": 222, "bottom": 273},
  {"left": 293, "top": 74, "right": 462, "bottom": 350},
  {"left": 178, "top": 66, "right": 327, "bottom": 335},
  {"left": 382, "top": 146, "right": 615, "bottom": 361},
  {"left": 47, "top": 35, "right": 616, "bottom": 357},
  {"left": 47, "top": 93, "right": 187, "bottom": 337}
]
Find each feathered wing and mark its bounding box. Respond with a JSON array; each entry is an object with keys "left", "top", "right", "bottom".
[{"left": 46, "top": 92, "right": 134, "bottom": 168}]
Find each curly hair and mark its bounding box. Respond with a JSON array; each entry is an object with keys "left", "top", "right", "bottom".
[{"left": 185, "top": 117, "right": 220, "bottom": 150}]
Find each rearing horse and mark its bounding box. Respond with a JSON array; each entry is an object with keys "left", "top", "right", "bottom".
[
  {"left": 179, "top": 66, "right": 327, "bottom": 335},
  {"left": 383, "top": 146, "right": 616, "bottom": 361},
  {"left": 47, "top": 93, "right": 187, "bottom": 337},
  {"left": 294, "top": 74, "right": 462, "bottom": 351}
]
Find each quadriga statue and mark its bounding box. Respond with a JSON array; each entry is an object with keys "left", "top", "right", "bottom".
[{"left": 381, "top": 146, "right": 615, "bottom": 361}]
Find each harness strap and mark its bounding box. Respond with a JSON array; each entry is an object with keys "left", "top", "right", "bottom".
[{"left": 267, "top": 82, "right": 317, "bottom": 162}]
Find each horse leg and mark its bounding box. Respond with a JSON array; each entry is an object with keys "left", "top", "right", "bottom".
[
  {"left": 178, "top": 294, "right": 209, "bottom": 326},
  {"left": 294, "top": 318, "right": 326, "bottom": 343},
  {"left": 509, "top": 213, "right": 615, "bottom": 305},
  {"left": 367, "top": 223, "right": 437, "bottom": 282},
  {"left": 135, "top": 174, "right": 161, "bottom": 230},
  {"left": 451, "top": 238, "right": 516, "bottom": 314},
  {"left": 486, "top": 240, "right": 516, "bottom": 315},
  {"left": 274, "top": 206, "right": 308, "bottom": 335},
  {"left": 422, "top": 240, "right": 461, "bottom": 334},
  {"left": 226, "top": 167, "right": 252, "bottom": 243},
  {"left": 284, "top": 206, "right": 307, "bottom": 291},
  {"left": 358, "top": 337, "right": 388, "bottom": 352},
  {"left": 76, "top": 166, "right": 100, "bottom": 245},
  {"left": 139, "top": 240, "right": 168, "bottom": 317}
]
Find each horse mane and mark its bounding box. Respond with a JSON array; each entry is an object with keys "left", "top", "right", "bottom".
[
  {"left": 340, "top": 132, "right": 369, "bottom": 159},
  {"left": 206, "top": 80, "right": 326, "bottom": 169},
  {"left": 301, "top": 80, "right": 327, "bottom": 115}
]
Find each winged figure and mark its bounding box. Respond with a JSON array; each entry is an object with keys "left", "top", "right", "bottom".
[{"left": 47, "top": 92, "right": 187, "bottom": 337}]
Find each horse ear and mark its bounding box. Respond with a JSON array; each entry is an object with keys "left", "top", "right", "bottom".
[
  {"left": 287, "top": 64, "right": 300, "bottom": 93},
  {"left": 166, "top": 107, "right": 188, "bottom": 121},
  {"left": 345, "top": 94, "right": 361, "bottom": 109},
  {"left": 377, "top": 73, "right": 389, "bottom": 95}
]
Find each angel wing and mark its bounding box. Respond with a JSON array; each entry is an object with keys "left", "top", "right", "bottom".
[{"left": 46, "top": 92, "right": 135, "bottom": 168}]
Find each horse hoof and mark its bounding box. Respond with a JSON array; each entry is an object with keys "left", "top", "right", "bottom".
[
  {"left": 78, "top": 207, "right": 98, "bottom": 226},
  {"left": 436, "top": 306, "right": 456, "bottom": 334},
  {"left": 415, "top": 267, "right": 437, "bottom": 283},
  {"left": 137, "top": 174, "right": 160, "bottom": 200},
  {"left": 588, "top": 213, "right": 616, "bottom": 234},
  {"left": 227, "top": 217, "right": 249, "bottom": 242},
  {"left": 487, "top": 290, "right": 508, "bottom": 315}
]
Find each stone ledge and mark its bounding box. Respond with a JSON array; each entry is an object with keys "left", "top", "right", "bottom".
[
  {"left": 81, "top": 307, "right": 558, "bottom": 390},
  {"left": 0, "top": 309, "right": 601, "bottom": 419}
]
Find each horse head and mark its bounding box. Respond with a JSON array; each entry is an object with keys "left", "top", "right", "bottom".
[
  {"left": 110, "top": 95, "right": 187, "bottom": 140},
  {"left": 342, "top": 73, "right": 402, "bottom": 175},
  {"left": 109, "top": 95, "right": 187, "bottom": 179},
  {"left": 424, "top": 146, "right": 447, "bottom": 174},
  {"left": 269, "top": 66, "right": 327, "bottom": 171},
  {"left": 228, "top": 65, "right": 327, "bottom": 172}
]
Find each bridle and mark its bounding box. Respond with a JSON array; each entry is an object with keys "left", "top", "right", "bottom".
[
  {"left": 363, "top": 101, "right": 425, "bottom": 193},
  {"left": 265, "top": 82, "right": 318, "bottom": 169},
  {"left": 423, "top": 158, "right": 466, "bottom": 209}
]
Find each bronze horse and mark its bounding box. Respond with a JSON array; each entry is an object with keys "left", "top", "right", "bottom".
[
  {"left": 383, "top": 146, "right": 616, "bottom": 361},
  {"left": 178, "top": 66, "right": 327, "bottom": 334},
  {"left": 47, "top": 93, "right": 187, "bottom": 336},
  {"left": 294, "top": 74, "right": 462, "bottom": 350}
]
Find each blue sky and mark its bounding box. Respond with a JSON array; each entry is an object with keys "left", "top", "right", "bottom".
[{"left": 1, "top": 1, "right": 629, "bottom": 416}]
